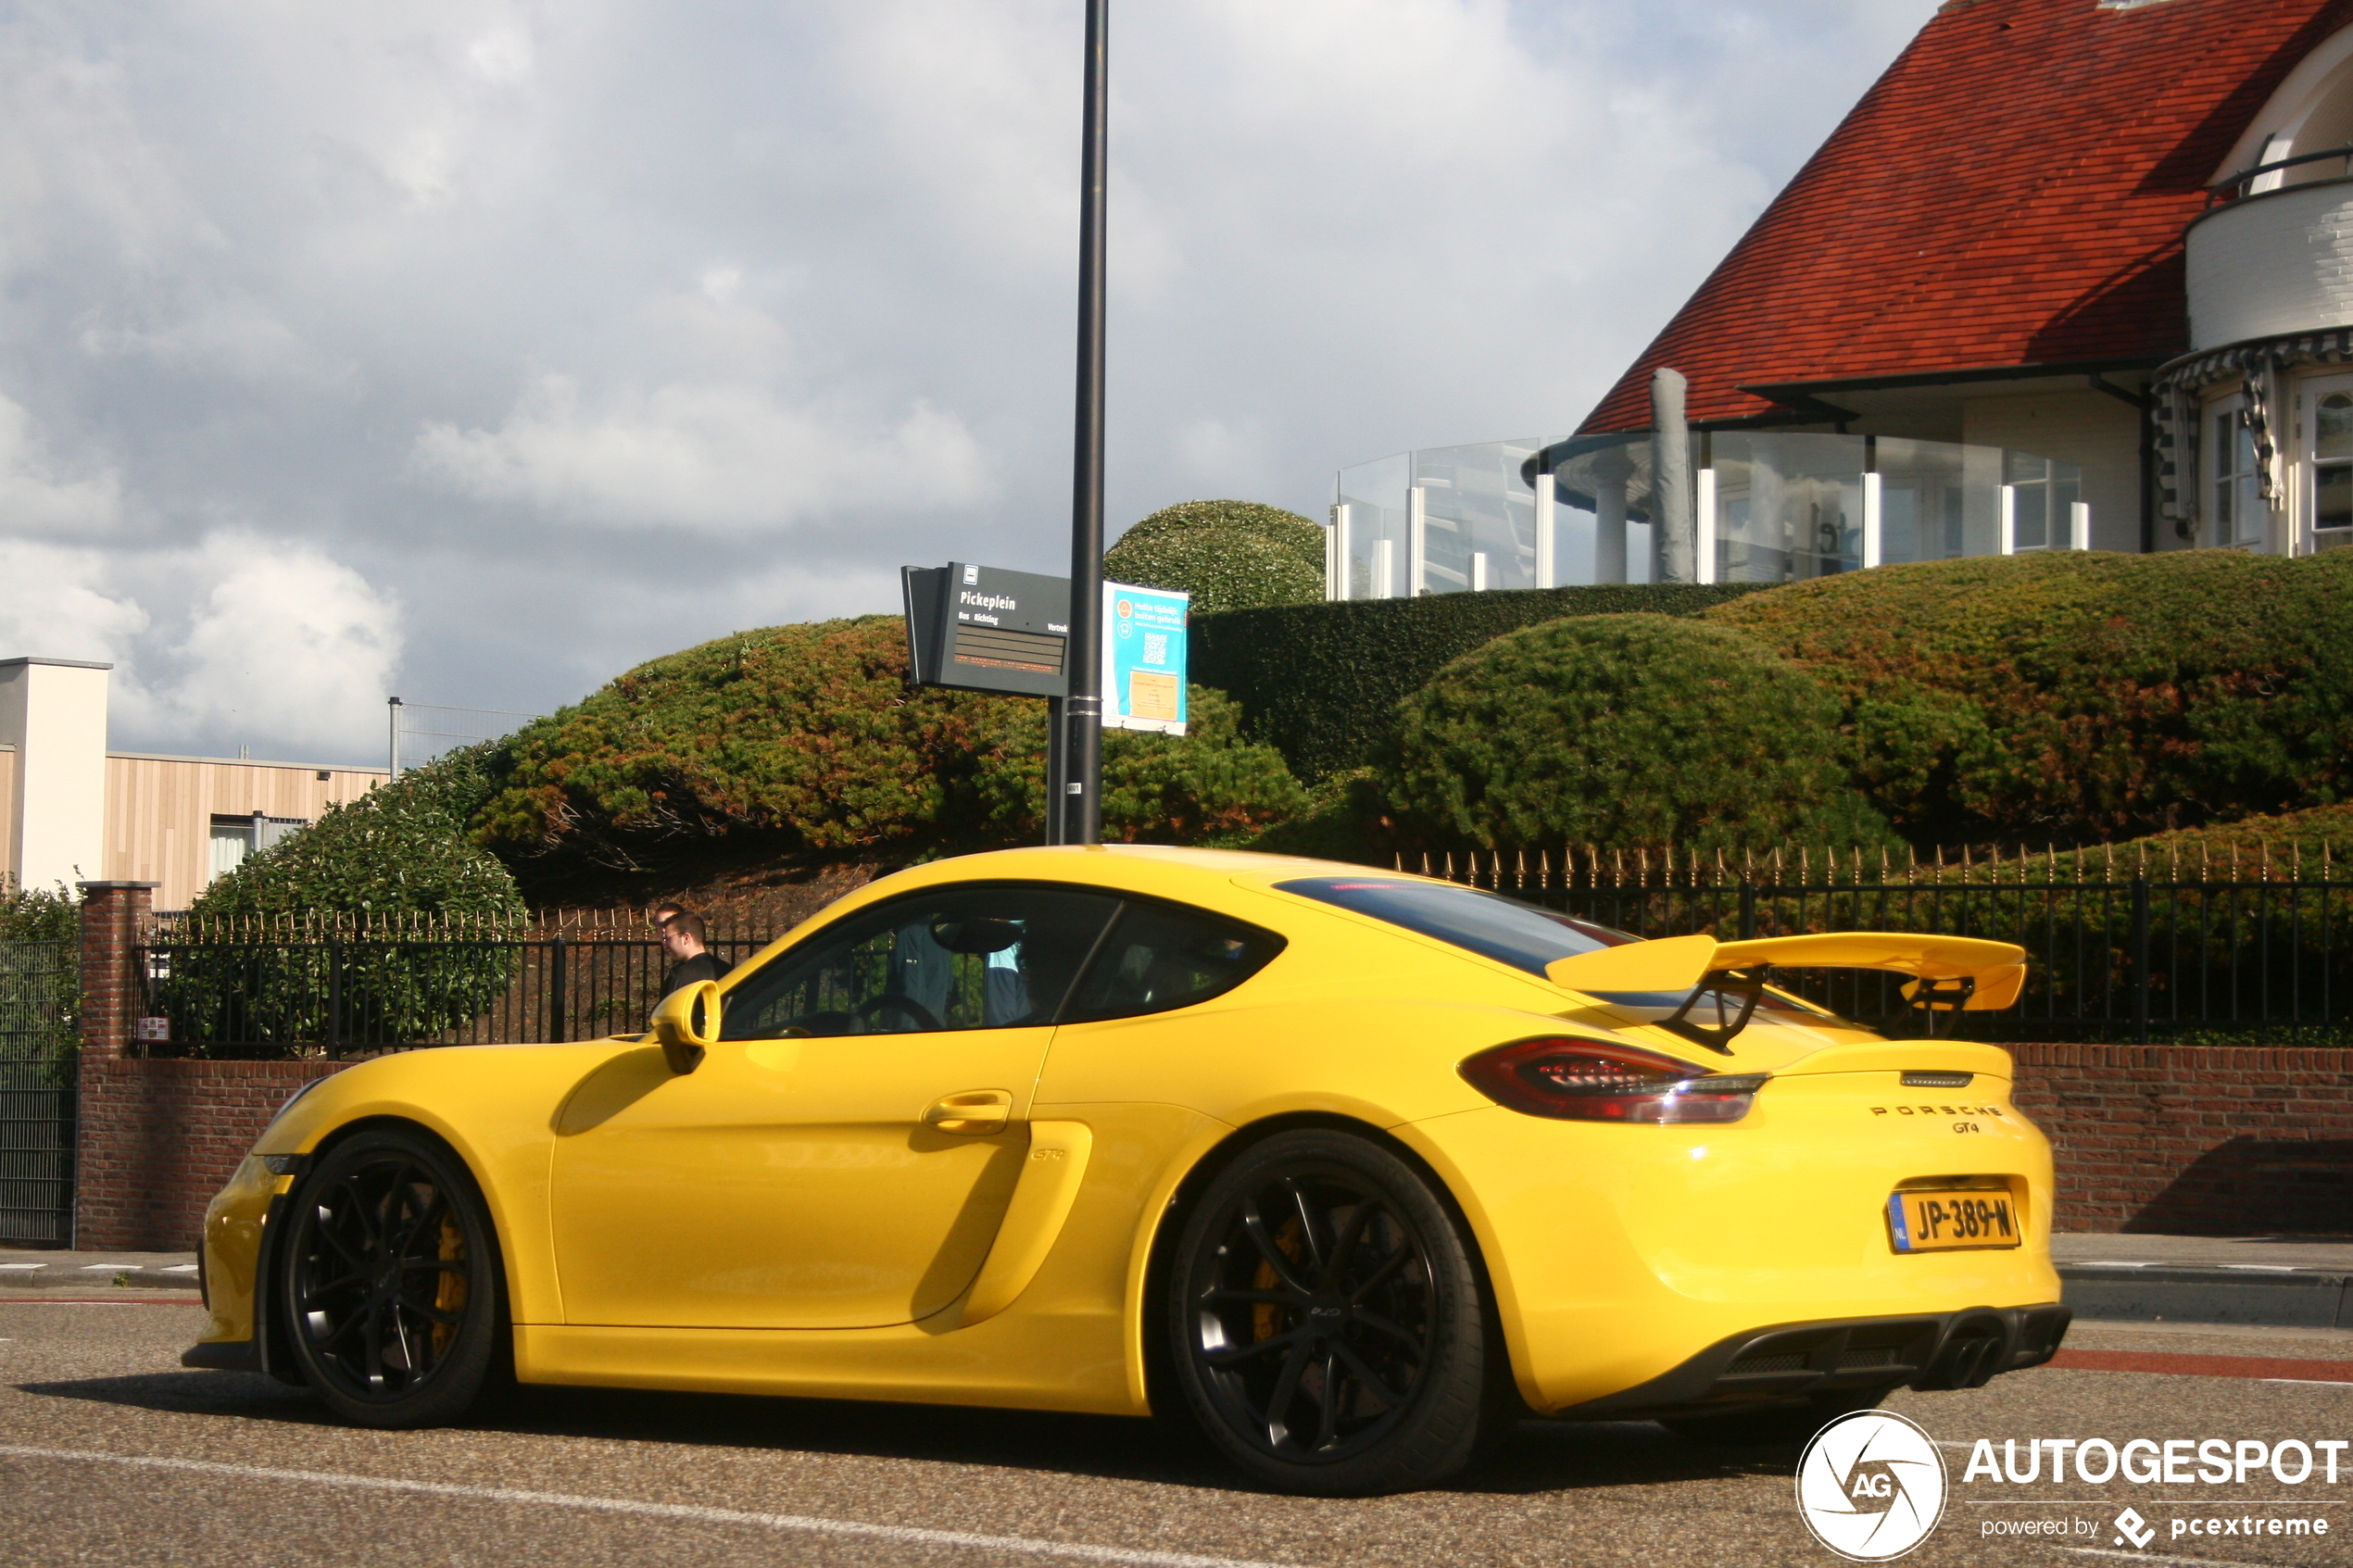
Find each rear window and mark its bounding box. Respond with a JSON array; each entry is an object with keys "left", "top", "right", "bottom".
[
  {"left": 1275, "top": 876, "right": 1630, "bottom": 976},
  {"left": 1061, "top": 898, "right": 1285, "bottom": 1022}
]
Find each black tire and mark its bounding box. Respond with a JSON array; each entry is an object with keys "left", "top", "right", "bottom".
[
  {"left": 1664, "top": 1388, "right": 1889, "bottom": 1446},
  {"left": 279, "top": 1125, "right": 506, "bottom": 1429},
  {"left": 1164, "top": 1129, "right": 1498, "bottom": 1495}
]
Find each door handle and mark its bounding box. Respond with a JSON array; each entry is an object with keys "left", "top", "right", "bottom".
[{"left": 925, "top": 1089, "right": 1014, "bottom": 1135}]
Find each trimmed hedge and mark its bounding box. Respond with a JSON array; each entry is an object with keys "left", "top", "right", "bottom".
[
  {"left": 1383, "top": 615, "right": 1898, "bottom": 854},
  {"left": 1102, "top": 499, "right": 1327, "bottom": 614},
  {"left": 969, "top": 684, "right": 1307, "bottom": 845},
  {"left": 473, "top": 617, "right": 1311, "bottom": 880},
  {"left": 1193, "top": 582, "right": 1767, "bottom": 780},
  {"left": 475, "top": 617, "right": 1014, "bottom": 864},
  {"left": 1708, "top": 550, "right": 2353, "bottom": 844}
]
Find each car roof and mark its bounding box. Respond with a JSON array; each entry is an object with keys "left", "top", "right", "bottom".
[{"left": 872, "top": 843, "right": 1387, "bottom": 897}]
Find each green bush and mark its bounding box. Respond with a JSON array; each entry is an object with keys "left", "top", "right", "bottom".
[
  {"left": 1194, "top": 582, "right": 1768, "bottom": 781},
  {"left": 475, "top": 618, "right": 1315, "bottom": 878},
  {"left": 969, "top": 685, "right": 1309, "bottom": 845},
  {"left": 475, "top": 617, "right": 1019, "bottom": 867},
  {"left": 0, "top": 883, "right": 78, "bottom": 943},
  {"left": 192, "top": 746, "right": 521, "bottom": 924},
  {"left": 1382, "top": 614, "right": 1898, "bottom": 854},
  {"left": 1102, "top": 500, "right": 1326, "bottom": 614},
  {"left": 0, "top": 882, "right": 79, "bottom": 1075},
  {"left": 164, "top": 748, "right": 527, "bottom": 1048},
  {"left": 1708, "top": 550, "right": 2353, "bottom": 844}
]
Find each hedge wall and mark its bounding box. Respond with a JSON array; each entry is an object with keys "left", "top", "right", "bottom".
[
  {"left": 1383, "top": 614, "right": 1898, "bottom": 854},
  {"left": 1707, "top": 549, "right": 2353, "bottom": 844},
  {"left": 1191, "top": 583, "right": 1767, "bottom": 780}
]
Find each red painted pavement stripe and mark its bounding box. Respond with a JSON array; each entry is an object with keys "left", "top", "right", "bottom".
[{"left": 2048, "top": 1348, "right": 2353, "bottom": 1382}]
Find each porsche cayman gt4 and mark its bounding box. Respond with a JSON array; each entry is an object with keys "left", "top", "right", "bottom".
[{"left": 189, "top": 845, "right": 2068, "bottom": 1495}]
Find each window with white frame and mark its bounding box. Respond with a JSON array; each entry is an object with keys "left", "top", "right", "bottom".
[
  {"left": 2207, "top": 395, "right": 2264, "bottom": 548},
  {"left": 207, "top": 817, "right": 253, "bottom": 883},
  {"left": 2309, "top": 385, "right": 2353, "bottom": 551},
  {"left": 2001, "top": 451, "right": 2081, "bottom": 551},
  {"left": 207, "top": 812, "right": 309, "bottom": 885}
]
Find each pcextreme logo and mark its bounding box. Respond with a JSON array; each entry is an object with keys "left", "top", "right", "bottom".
[{"left": 1795, "top": 1411, "right": 1949, "bottom": 1561}]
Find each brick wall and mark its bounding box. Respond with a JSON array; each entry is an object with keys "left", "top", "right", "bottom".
[
  {"left": 73, "top": 1057, "right": 348, "bottom": 1251},
  {"left": 2009, "top": 1044, "right": 2353, "bottom": 1235}
]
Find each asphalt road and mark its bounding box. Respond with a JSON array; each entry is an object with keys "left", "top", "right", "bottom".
[{"left": 2, "top": 1298, "right": 2347, "bottom": 1568}]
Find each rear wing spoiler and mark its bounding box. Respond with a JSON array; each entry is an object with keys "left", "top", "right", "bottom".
[{"left": 1545, "top": 932, "right": 2027, "bottom": 1053}]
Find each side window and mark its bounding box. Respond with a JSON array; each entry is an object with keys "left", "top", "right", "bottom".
[
  {"left": 1062, "top": 899, "right": 1284, "bottom": 1023},
  {"left": 720, "top": 884, "right": 1120, "bottom": 1040},
  {"left": 2208, "top": 395, "right": 2262, "bottom": 548}
]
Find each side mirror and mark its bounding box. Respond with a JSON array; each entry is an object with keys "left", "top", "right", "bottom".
[{"left": 649, "top": 981, "right": 720, "bottom": 1074}]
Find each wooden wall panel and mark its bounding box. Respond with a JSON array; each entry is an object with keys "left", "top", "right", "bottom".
[{"left": 101, "top": 754, "right": 386, "bottom": 909}]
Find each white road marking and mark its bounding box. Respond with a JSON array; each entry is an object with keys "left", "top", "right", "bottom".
[
  {"left": 0, "top": 1299, "right": 198, "bottom": 1306},
  {"left": 2263, "top": 1377, "right": 2353, "bottom": 1386},
  {"left": 2052, "top": 1547, "right": 2298, "bottom": 1568},
  {"left": 0, "top": 1446, "right": 1305, "bottom": 1568}
]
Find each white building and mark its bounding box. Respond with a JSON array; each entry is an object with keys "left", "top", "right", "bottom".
[{"left": 0, "top": 657, "right": 384, "bottom": 909}]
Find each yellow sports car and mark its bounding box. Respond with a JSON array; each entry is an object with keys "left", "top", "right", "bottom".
[{"left": 188, "top": 845, "right": 2068, "bottom": 1495}]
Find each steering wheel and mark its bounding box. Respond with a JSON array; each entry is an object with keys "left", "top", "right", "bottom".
[{"left": 857, "top": 994, "right": 942, "bottom": 1033}]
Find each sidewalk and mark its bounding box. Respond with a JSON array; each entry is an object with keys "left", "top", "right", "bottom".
[{"left": 2054, "top": 1232, "right": 2353, "bottom": 1329}]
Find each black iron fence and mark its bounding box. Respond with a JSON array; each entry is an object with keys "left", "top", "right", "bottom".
[
  {"left": 0, "top": 940, "right": 79, "bottom": 1242},
  {"left": 137, "top": 932, "right": 774, "bottom": 1059},
  {"left": 125, "top": 846, "right": 2353, "bottom": 1055},
  {"left": 1400, "top": 847, "right": 2353, "bottom": 1043}
]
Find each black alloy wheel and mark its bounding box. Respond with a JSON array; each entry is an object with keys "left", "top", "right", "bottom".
[
  {"left": 1167, "top": 1129, "right": 1497, "bottom": 1495},
  {"left": 281, "top": 1126, "right": 505, "bottom": 1429}
]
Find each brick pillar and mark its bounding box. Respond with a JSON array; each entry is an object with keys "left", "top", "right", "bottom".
[{"left": 76, "top": 881, "right": 156, "bottom": 1061}]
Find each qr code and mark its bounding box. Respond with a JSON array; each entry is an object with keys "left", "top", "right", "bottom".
[{"left": 1142, "top": 632, "right": 1168, "bottom": 665}]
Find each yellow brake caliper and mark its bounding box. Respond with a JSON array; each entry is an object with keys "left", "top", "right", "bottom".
[
  {"left": 432, "top": 1214, "right": 468, "bottom": 1357},
  {"left": 1252, "top": 1217, "right": 1303, "bottom": 1345}
]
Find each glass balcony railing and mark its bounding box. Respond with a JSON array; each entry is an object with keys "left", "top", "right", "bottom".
[{"left": 1327, "top": 431, "right": 2086, "bottom": 598}]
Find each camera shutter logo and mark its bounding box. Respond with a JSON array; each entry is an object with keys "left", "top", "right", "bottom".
[{"left": 1794, "top": 1411, "right": 1948, "bottom": 1561}]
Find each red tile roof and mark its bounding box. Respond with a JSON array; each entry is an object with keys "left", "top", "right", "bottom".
[{"left": 1579, "top": 0, "right": 2353, "bottom": 433}]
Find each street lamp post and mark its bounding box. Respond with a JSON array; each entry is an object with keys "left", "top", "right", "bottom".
[{"left": 1061, "top": 0, "right": 1109, "bottom": 847}]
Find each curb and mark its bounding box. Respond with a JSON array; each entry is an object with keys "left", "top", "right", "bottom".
[
  {"left": 2061, "top": 1263, "right": 2352, "bottom": 1330},
  {"left": 0, "top": 1264, "right": 199, "bottom": 1292}
]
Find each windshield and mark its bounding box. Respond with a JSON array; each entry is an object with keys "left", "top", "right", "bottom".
[{"left": 1274, "top": 876, "right": 1631, "bottom": 976}]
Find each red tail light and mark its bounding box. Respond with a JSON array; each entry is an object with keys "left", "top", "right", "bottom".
[{"left": 1459, "top": 1036, "right": 1767, "bottom": 1124}]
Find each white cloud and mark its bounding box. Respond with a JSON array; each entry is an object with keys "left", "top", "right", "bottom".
[
  {"left": 149, "top": 537, "right": 404, "bottom": 758},
  {"left": 0, "top": 0, "right": 1941, "bottom": 748},
  {"left": 0, "top": 531, "right": 401, "bottom": 761},
  {"left": 0, "top": 393, "right": 130, "bottom": 536},
  {"left": 409, "top": 372, "right": 993, "bottom": 534},
  {"left": 0, "top": 539, "right": 147, "bottom": 664}
]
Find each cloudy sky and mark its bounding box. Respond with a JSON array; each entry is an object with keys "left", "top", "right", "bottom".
[{"left": 0, "top": 0, "right": 1939, "bottom": 766}]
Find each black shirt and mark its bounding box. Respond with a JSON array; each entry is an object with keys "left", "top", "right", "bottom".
[{"left": 661, "top": 951, "right": 728, "bottom": 997}]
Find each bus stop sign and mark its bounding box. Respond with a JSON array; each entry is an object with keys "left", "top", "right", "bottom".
[{"left": 901, "top": 563, "right": 1072, "bottom": 699}]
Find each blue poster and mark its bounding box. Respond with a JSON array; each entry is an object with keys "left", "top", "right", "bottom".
[{"left": 1102, "top": 581, "right": 1189, "bottom": 734}]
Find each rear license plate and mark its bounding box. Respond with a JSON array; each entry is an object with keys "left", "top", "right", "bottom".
[{"left": 1888, "top": 1189, "right": 2021, "bottom": 1253}]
